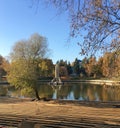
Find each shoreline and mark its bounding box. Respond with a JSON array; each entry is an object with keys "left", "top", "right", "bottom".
[
  {"left": 0, "top": 96, "right": 120, "bottom": 107},
  {"left": 1, "top": 79, "right": 120, "bottom": 86},
  {"left": 63, "top": 80, "right": 120, "bottom": 86}
]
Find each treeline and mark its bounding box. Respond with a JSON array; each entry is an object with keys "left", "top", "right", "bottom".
[
  {"left": 57, "top": 52, "right": 120, "bottom": 79},
  {"left": 0, "top": 56, "right": 54, "bottom": 80},
  {"left": 0, "top": 51, "right": 120, "bottom": 80}
]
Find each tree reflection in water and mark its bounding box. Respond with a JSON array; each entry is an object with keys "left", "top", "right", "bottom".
[{"left": 7, "top": 83, "right": 120, "bottom": 102}]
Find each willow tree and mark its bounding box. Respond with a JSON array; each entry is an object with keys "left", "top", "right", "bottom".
[
  {"left": 34, "top": 0, "right": 120, "bottom": 55},
  {"left": 7, "top": 33, "right": 49, "bottom": 100}
]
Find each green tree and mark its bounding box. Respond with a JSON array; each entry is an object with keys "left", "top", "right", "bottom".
[
  {"left": 57, "top": 59, "right": 67, "bottom": 66},
  {"left": 7, "top": 33, "right": 49, "bottom": 100},
  {"left": 73, "top": 58, "right": 80, "bottom": 75},
  {"left": 67, "top": 62, "right": 73, "bottom": 75},
  {"left": 39, "top": 59, "right": 54, "bottom": 77},
  {"left": 0, "top": 55, "right": 9, "bottom": 80}
]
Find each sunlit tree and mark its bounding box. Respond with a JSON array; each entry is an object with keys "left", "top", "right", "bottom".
[
  {"left": 0, "top": 55, "right": 9, "bottom": 80},
  {"left": 83, "top": 56, "right": 97, "bottom": 77},
  {"left": 39, "top": 59, "right": 54, "bottom": 77},
  {"left": 7, "top": 33, "right": 49, "bottom": 100},
  {"left": 102, "top": 52, "right": 120, "bottom": 78},
  {"left": 96, "top": 57, "right": 103, "bottom": 77},
  {"left": 35, "top": 0, "right": 120, "bottom": 55}
]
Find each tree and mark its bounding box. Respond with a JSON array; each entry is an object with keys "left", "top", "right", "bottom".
[
  {"left": 7, "top": 33, "right": 49, "bottom": 100},
  {"left": 115, "top": 54, "right": 120, "bottom": 78},
  {"left": 39, "top": 59, "right": 54, "bottom": 77},
  {"left": 83, "top": 56, "right": 96, "bottom": 77},
  {"left": 36, "top": 0, "right": 120, "bottom": 55},
  {"left": 73, "top": 58, "right": 80, "bottom": 75},
  {"left": 0, "top": 55, "right": 9, "bottom": 80},
  {"left": 102, "top": 52, "right": 120, "bottom": 78},
  {"left": 96, "top": 57, "right": 103, "bottom": 77},
  {"left": 56, "top": 59, "right": 69, "bottom": 77},
  {"left": 59, "top": 66, "right": 68, "bottom": 77},
  {"left": 57, "top": 59, "right": 67, "bottom": 66},
  {"left": 67, "top": 62, "right": 73, "bottom": 75}
]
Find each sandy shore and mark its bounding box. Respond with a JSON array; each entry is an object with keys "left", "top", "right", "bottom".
[{"left": 0, "top": 97, "right": 120, "bottom": 128}]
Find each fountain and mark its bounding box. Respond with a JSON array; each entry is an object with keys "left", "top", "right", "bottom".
[{"left": 49, "top": 63, "right": 64, "bottom": 85}]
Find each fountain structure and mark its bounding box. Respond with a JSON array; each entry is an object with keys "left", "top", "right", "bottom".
[{"left": 49, "top": 63, "right": 63, "bottom": 85}]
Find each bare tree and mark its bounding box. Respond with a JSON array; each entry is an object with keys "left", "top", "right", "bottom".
[{"left": 34, "top": 0, "right": 120, "bottom": 55}]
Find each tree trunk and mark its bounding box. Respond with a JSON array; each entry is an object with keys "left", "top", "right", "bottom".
[{"left": 34, "top": 87, "right": 40, "bottom": 100}]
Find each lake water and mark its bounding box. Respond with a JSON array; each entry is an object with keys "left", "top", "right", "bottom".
[{"left": 1, "top": 83, "right": 120, "bottom": 102}]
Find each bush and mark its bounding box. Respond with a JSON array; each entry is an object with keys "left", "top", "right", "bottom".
[{"left": 0, "top": 86, "right": 8, "bottom": 96}]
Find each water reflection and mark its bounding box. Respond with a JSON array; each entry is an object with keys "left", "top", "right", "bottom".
[{"left": 1, "top": 83, "right": 120, "bottom": 102}]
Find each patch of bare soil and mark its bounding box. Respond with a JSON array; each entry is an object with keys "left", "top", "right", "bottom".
[{"left": 0, "top": 97, "right": 120, "bottom": 128}]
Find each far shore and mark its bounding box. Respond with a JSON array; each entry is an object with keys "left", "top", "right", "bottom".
[{"left": 1, "top": 79, "right": 120, "bottom": 86}]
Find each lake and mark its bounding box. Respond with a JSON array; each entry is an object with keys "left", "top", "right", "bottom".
[{"left": 1, "top": 83, "right": 120, "bottom": 102}]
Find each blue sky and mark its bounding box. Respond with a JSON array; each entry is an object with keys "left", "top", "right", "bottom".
[{"left": 0, "top": 0, "right": 82, "bottom": 64}]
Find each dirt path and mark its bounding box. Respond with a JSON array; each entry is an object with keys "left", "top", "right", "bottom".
[{"left": 0, "top": 97, "right": 120, "bottom": 128}]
